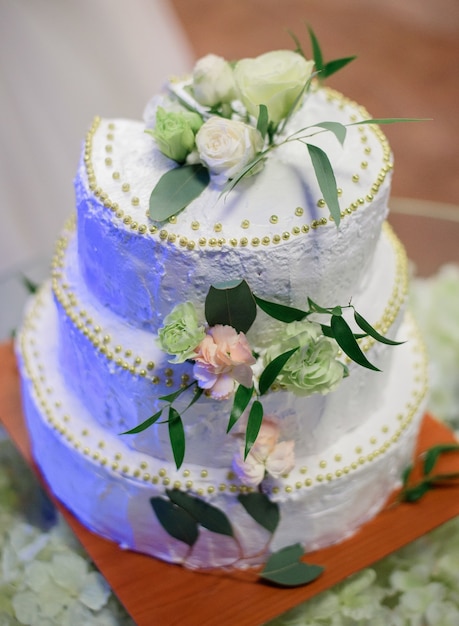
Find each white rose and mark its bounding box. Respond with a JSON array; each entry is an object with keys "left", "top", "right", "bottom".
[
  {"left": 195, "top": 117, "right": 263, "bottom": 185},
  {"left": 234, "top": 50, "right": 314, "bottom": 125},
  {"left": 192, "top": 54, "right": 237, "bottom": 107}
]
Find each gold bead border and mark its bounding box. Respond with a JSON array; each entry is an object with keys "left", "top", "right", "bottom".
[
  {"left": 51, "top": 221, "right": 408, "bottom": 385},
  {"left": 85, "top": 87, "right": 393, "bottom": 249},
  {"left": 19, "top": 286, "right": 428, "bottom": 497}
]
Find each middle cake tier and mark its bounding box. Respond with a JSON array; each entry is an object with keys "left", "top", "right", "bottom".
[{"left": 51, "top": 218, "right": 408, "bottom": 467}]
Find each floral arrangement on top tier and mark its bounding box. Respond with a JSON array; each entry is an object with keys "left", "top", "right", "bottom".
[{"left": 145, "top": 27, "right": 374, "bottom": 227}]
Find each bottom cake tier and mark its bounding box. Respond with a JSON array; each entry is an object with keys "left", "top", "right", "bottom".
[{"left": 16, "top": 282, "right": 428, "bottom": 569}]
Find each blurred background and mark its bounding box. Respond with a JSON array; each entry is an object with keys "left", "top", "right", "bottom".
[{"left": 1, "top": 0, "right": 458, "bottom": 334}]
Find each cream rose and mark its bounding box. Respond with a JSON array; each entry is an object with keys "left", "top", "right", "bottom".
[
  {"left": 192, "top": 54, "right": 237, "bottom": 107},
  {"left": 234, "top": 50, "right": 314, "bottom": 125},
  {"left": 195, "top": 117, "right": 263, "bottom": 185}
]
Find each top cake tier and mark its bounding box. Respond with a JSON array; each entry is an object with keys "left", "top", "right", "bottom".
[{"left": 76, "top": 85, "right": 393, "bottom": 334}]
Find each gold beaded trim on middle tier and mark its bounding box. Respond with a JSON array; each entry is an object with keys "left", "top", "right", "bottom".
[
  {"left": 85, "top": 87, "right": 393, "bottom": 249},
  {"left": 20, "top": 284, "right": 428, "bottom": 495}
]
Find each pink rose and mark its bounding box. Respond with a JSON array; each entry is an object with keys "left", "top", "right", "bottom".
[
  {"left": 193, "top": 325, "right": 256, "bottom": 399},
  {"left": 232, "top": 417, "right": 295, "bottom": 487}
]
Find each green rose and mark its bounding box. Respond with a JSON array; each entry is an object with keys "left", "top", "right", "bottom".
[
  {"left": 158, "top": 302, "right": 206, "bottom": 363},
  {"left": 264, "top": 320, "right": 346, "bottom": 395},
  {"left": 234, "top": 50, "right": 314, "bottom": 125},
  {"left": 147, "top": 106, "right": 203, "bottom": 163}
]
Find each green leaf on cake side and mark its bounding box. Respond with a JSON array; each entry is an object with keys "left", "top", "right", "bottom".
[
  {"left": 150, "top": 497, "right": 199, "bottom": 546},
  {"left": 238, "top": 493, "right": 280, "bottom": 534},
  {"left": 253, "top": 294, "right": 308, "bottom": 323},
  {"left": 259, "top": 347, "right": 300, "bottom": 396},
  {"left": 120, "top": 409, "right": 163, "bottom": 435},
  {"left": 227, "top": 384, "right": 254, "bottom": 433},
  {"left": 205, "top": 279, "right": 257, "bottom": 334},
  {"left": 168, "top": 407, "right": 186, "bottom": 469},
  {"left": 330, "top": 314, "right": 380, "bottom": 371},
  {"left": 149, "top": 164, "right": 210, "bottom": 222},
  {"left": 306, "top": 144, "right": 341, "bottom": 226},
  {"left": 353, "top": 310, "right": 404, "bottom": 346},
  {"left": 166, "top": 489, "right": 234, "bottom": 538},
  {"left": 245, "top": 400, "right": 264, "bottom": 459},
  {"left": 260, "top": 543, "right": 324, "bottom": 587}
]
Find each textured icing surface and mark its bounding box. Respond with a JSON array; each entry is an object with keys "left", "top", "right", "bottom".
[{"left": 17, "top": 286, "right": 427, "bottom": 567}]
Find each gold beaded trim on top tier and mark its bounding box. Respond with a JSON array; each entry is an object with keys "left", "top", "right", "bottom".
[{"left": 84, "top": 87, "right": 393, "bottom": 249}]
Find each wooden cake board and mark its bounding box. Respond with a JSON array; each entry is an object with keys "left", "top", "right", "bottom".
[{"left": 1, "top": 341, "right": 459, "bottom": 626}]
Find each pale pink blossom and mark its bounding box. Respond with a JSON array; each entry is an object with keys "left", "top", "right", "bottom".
[
  {"left": 232, "top": 417, "right": 295, "bottom": 487},
  {"left": 192, "top": 325, "right": 256, "bottom": 399}
]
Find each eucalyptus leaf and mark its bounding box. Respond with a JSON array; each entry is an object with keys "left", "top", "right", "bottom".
[
  {"left": 349, "top": 118, "right": 428, "bottom": 126},
  {"left": 322, "top": 56, "right": 357, "bottom": 79},
  {"left": 287, "top": 29, "right": 306, "bottom": 57},
  {"left": 423, "top": 443, "right": 459, "bottom": 476},
  {"left": 166, "top": 489, "right": 234, "bottom": 537},
  {"left": 307, "top": 143, "right": 341, "bottom": 226},
  {"left": 221, "top": 150, "right": 269, "bottom": 196},
  {"left": 150, "top": 497, "right": 198, "bottom": 546},
  {"left": 185, "top": 385, "right": 204, "bottom": 411},
  {"left": 257, "top": 104, "right": 269, "bottom": 139},
  {"left": 237, "top": 493, "right": 280, "bottom": 534},
  {"left": 22, "top": 275, "right": 39, "bottom": 294},
  {"left": 261, "top": 543, "right": 324, "bottom": 587},
  {"left": 354, "top": 310, "right": 404, "bottom": 346},
  {"left": 314, "top": 122, "right": 347, "bottom": 146},
  {"left": 307, "top": 298, "right": 333, "bottom": 315},
  {"left": 227, "top": 384, "right": 254, "bottom": 433},
  {"left": 168, "top": 407, "right": 185, "bottom": 469},
  {"left": 159, "top": 381, "right": 195, "bottom": 403},
  {"left": 401, "top": 464, "right": 413, "bottom": 487},
  {"left": 254, "top": 294, "right": 308, "bottom": 323},
  {"left": 205, "top": 278, "right": 257, "bottom": 333},
  {"left": 244, "top": 400, "right": 264, "bottom": 459},
  {"left": 259, "top": 347, "right": 299, "bottom": 396},
  {"left": 120, "top": 410, "right": 162, "bottom": 435},
  {"left": 330, "top": 314, "right": 380, "bottom": 371},
  {"left": 149, "top": 164, "right": 210, "bottom": 222},
  {"left": 307, "top": 25, "right": 324, "bottom": 73},
  {"left": 401, "top": 482, "right": 432, "bottom": 503}
]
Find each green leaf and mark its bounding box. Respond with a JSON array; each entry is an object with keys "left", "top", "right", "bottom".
[
  {"left": 22, "top": 275, "right": 39, "bottom": 294},
  {"left": 423, "top": 443, "right": 459, "bottom": 476},
  {"left": 149, "top": 164, "right": 210, "bottom": 222},
  {"left": 349, "top": 118, "right": 428, "bottom": 126},
  {"left": 322, "top": 56, "right": 357, "bottom": 79},
  {"left": 401, "top": 464, "right": 413, "bottom": 487},
  {"left": 257, "top": 104, "right": 269, "bottom": 139},
  {"left": 330, "top": 314, "right": 380, "bottom": 371},
  {"left": 150, "top": 497, "right": 199, "bottom": 546},
  {"left": 168, "top": 407, "right": 185, "bottom": 469},
  {"left": 261, "top": 543, "right": 324, "bottom": 587},
  {"left": 205, "top": 278, "right": 257, "bottom": 333},
  {"left": 259, "top": 347, "right": 299, "bottom": 396},
  {"left": 166, "top": 490, "right": 234, "bottom": 537},
  {"left": 254, "top": 294, "right": 308, "bottom": 323},
  {"left": 307, "top": 25, "right": 324, "bottom": 72},
  {"left": 401, "top": 482, "right": 432, "bottom": 503},
  {"left": 307, "top": 297, "right": 333, "bottom": 315},
  {"left": 238, "top": 493, "right": 280, "bottom": 534},
  {"left": 221, "top": 150, "right": 269, "bottom": 196},
  {"left": 244, "top": 400, "right": 264, "bottom": 459},
  {"left": 354, "top": 310, "right": 404, "bottom": 346},
  {"left": 314, "top": 121, "right": 347, "bottom": 146},
  {"left": 120, "top": 409, "right": 163, "bottom": 435},
  {"left": 287, "top": 29, "right": 306, "bottom": 57},
  {"left": 307, "top": 143, "right": 341, "bottom": 226},
  {"left": 227, "top": 384, "right": 254, "bottom": 433},
  {"left": 184, "top": 385, "right": 204, "bottom": 410},
  {"left": 159, "top": 381, "right": 195, "bottom": 403}
]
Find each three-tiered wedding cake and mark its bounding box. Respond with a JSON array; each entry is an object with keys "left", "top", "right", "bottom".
[{"left": 17, "top": 47, "right": 427, "bottom": 569}]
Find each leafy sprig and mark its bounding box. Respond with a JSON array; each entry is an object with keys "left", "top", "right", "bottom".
[{"left": 151, "top": 489, "right": 324, "bottom": 586}]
